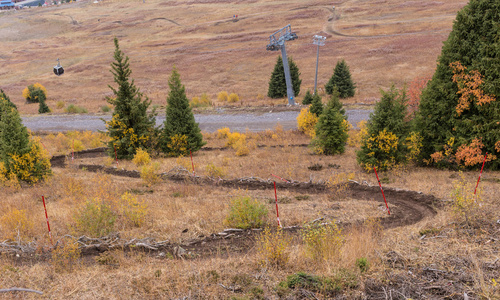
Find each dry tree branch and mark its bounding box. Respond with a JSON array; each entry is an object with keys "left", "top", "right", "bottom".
[{"left": 0, "top": 287, "right": 43, "bottom": 295}]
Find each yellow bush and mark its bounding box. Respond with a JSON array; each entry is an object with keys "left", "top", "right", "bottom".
[
  {"left": 256, "top": 227, "right": 291, "bottom": 269},
  {"left": 132, "top": 148, "right": 151, "bottom": 166},
  {"left": 72, "top": 139, "right": 85, "bottom": 152},
  {"left": 52, "top": 238, "right": 81, "bottom": 273},
  {"left": 348, "top": 120, "right": 368, "bottom": 147},
  {"left": 56, "top": 101, "right": 65, "bottom": 109},
  {"left": 216, "top": 127, "right": 231, "bottom": 139},
  {"left": 119, "top": 192, "right": 148, "bottom": 227},
  {"left": 0, "top": 208, "right": 34, "bottom": 241},
  {"left": 191, "top": 95, "right": 211, "bottom": 108},
  {"left": 228, "top": 93, "right": 239, "bottom": 103},
  {"left": 218, "top": 91, "right": 229, "bottom": 102},
  {"left": 302, "top": 221, "right": 343, "bottom": 262},
  {"left": 234, "top": 139, "right": 250, "bottom": 156},
  {"left": 225, "top": 132, "right": 245, "bottom": 148},
  {"left": 9, "top": 137, "right": 52, "bottom": 184},
  {"left": 167, "top": 134, "right": 189, "bottom": 156},
  {"left": 205, "top": 163, "right": 226, "bottom": 178},
  {"left": 73, "top": 198, "right": 116, "bottom": 237},
  {"left": 297, "top": 107, "right": 318, "bottom": 138},
  {"left": 404, "top": 132, "right": 423, "bottom": 162},
  {"left": 451, "top": 172, "right": 483, "bottom": 226},
  {"left": 140, "top": 162, "right": 161, "bottom": 186}
]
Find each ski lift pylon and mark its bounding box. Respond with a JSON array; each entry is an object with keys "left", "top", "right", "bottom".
[{"left": 53, "top": 58, "right": 64, "bottom": 76}]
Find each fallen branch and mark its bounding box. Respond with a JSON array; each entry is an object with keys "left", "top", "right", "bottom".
[{"left": 0, "top": 287, "right": 43, "bottom": 295}]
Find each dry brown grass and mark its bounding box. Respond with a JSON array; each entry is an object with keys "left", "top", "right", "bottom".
[
  {"left": 1, "top": 126, "right": 499, "bottom": 298},
  {"left": 0, "top": 0, "right": 467, "bottom": 114}
]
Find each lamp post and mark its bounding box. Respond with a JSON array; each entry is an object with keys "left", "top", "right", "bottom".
[{"left": 313, "top": 35, "right": 326, "bottom": 94}]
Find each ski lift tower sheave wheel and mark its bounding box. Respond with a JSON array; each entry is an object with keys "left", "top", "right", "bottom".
[
  {"left": 53, "top": 58, "right": 64, "bottom": 76},
  {"left": 266, "top": 24, "right": 298, "bottom": 106}
]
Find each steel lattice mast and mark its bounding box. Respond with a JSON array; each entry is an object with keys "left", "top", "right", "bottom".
[
  {"left": 312, "top": 35, "right": 326, "bottom": 94},
  {"left": 266, "top": 24, "right": 298, "bottom": 105}
]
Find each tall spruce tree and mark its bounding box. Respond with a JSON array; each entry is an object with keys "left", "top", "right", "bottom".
[
  {"left": 416, "top": 0, "right": 500, "bottom": 169},
  {"left": 267, "top": 56, "right": 302, "bottom": 98},
  {"left": 105, "top": 38, "right": 156, "bottom": 159},
  {"left": 325, "top": 59, "right": 356, "bottom": 98},
  {"left": 0, "top": 90, "right": 16, "bottom": 110},
  {"left": 357, "top": 85, "right": 410, "bottom": 171},
  {"left": 313, "top": 90, "right": 348, "bottom": 155},
  {"left": 162, "top": 67, "right": 205, "bottom": 156}
]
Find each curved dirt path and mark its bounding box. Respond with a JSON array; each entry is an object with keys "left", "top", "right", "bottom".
[{"left": 49, "top": 147, "right": 440, "bottom": 258}]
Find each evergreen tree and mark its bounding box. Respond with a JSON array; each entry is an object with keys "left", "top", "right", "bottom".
[
  {"left": 357, "top": 85, "right": 410, "bottom": 171},
  {"left": 162, "top": 67, "right": 205, "bottom": 156},
  {"left": 105, "top": 38, "right": 156, "bottom": 159},
  {"left": 309, "top": 93, "right": 323, "bottom": 117},
  {"left": 313, "top": 91, "right": 348, "bottom": 155},
  {"left": 267, "top": 56, "right": 301, "bottom": 98},
  {"left": 0, "top": 89, "right": 16, "bottom": 110},
  {"left": 302, "top": 90, "right": 313, "bottom": 105},
  {"left": 416, "top": 0, "right": 500, "bottom": 169},
  {"left": 0, "top": 98, "right": 51, "bottom": 183},
  {"left": 325, "top": 59, "right": 356, "bottom": 98},
  {"left": 38, "top": 96, "right": 50, "bottom": 114}
]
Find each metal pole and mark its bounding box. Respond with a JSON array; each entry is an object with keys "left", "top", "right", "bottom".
[
  {"left": 312, "top": 35, "right": 326, "bottom": 95},
  {"left": 314, "top": 44, "right": 320, "bottom": 94},
  {"left": 280, "top": 43, "right": 295, "bottom": 105}
]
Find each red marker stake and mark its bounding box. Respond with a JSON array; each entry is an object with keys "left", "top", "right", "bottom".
[
  {"left": 273, "top": 181, "right": 282, "bottom": 227},
  {"left": 373, "top": 167, "right": 390, "bottom": 215},
  {"left": 42, "top": 196, "right": 53, "bottom": 245},
  {"left": 190, "top": 150, "right": 195, "bottom": 176},
  {"left": 271, "top": 173, "right": 290, "bottom": 183},
  {"left": 114, "top": 145, "right": 118, "bottom": 167},
  {"left": 474, "top": 153, "right": 487, "bottom": 195},
  {"left": 40, "top": 140, "right": 51, "bottom": 157}
]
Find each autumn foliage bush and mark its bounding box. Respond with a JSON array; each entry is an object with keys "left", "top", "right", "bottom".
[{"left": 22, "top": 83, "right": 47, "bottom": 103}]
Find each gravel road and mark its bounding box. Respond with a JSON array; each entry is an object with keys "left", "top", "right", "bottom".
[{"left": 22, "top": 109, "right": 372, "bottom": 133}]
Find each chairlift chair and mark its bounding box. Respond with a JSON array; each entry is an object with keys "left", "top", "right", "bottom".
[{"left": 53, "top": 58, "right": 64, "bottom": 76}]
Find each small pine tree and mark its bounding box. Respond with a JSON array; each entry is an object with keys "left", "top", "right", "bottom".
[
  {"left": 267, "top": 56, "right": 302, "bottom": 98},
  {"left": 325, "top": 59, "right": 356, "bottom": 98},
  {"left": 38, "top": 97, "right": 50, "bottom": 114},
  {"left": 161, "top": 67, "right": 206, "bottom": 156},
  {"left": 0, "top": 98, "right": 51, "bottom": 183},
  {"left": 105, "top": 38, "right": 157, "bottom": 159},
  {"left": 0, "top": 90, "right": 16, "bottom": 110},
  {"left": 357, "top": 85, "right": 411, "bottom": 171},
  {"left": 309, "top": 93, "right": 323, "bottom": 117},
  {"left": 302, "top": 90, "right": 313, "bottom": 105},
  {"left": 313, "top": 91, "right": 348, "bottom": 155}
]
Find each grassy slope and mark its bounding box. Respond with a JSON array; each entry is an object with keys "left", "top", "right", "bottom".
[{"left": 0, "top": 0, "right": 466, "bottom": 114}]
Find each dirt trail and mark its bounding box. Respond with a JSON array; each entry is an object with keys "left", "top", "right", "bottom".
[{"left": 48, "top": 148, "right": 440, "bottom": 258}]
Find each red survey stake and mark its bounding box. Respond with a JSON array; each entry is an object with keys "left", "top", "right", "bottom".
[
  {"left": 190, "top": 150, "right": 195, "bottom": 176},
  {"left": 273, "top": 181, "right": 282, "bottom": 227},
  {"left": 41, "top": 195, "right": 53, "bottom": 245},
  {"left": 271, "top": 173, "right": 290, "bottom": 183},
  {"left": 474, "top": 153, "right": 487, "bottom": 195},
  {"left": 373, "top": 167, "right": 390, "bottom": 215}
]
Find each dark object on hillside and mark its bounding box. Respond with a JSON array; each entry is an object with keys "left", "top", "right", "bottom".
[
  {"left": 53, "top": 58, "right": 64, "bottom": 76},
  {"left": 307, "top": 163, "right": 323, "bottom": 171}
]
